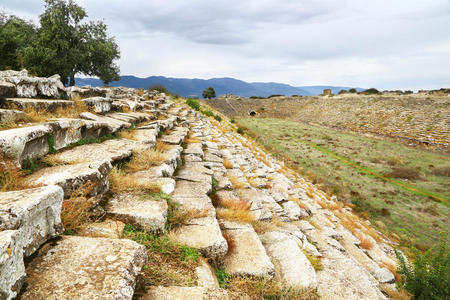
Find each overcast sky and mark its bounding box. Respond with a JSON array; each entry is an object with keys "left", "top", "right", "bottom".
[{"left": 2, "top": 0, "right": 450, "bottom": 90}]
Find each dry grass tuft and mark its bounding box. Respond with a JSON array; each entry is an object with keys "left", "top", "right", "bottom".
[
  {"left": 216, "top": 207, "right": 254, "bottom": 224},
  {"left": 127, "top": 149, "right": 167, "bottom": 172},
  {"left": 0, "top": 155, "right": 35, "bottom": 192},
  {"left": 251, "top": 217, "right": 285, "bottom": 234},
  {"left": 109, "top": 167, "right": 161, "bottom": 194},
  {"left": 61, "top": 183, "right": 95, "bottom": 233},
  {"left": 155, "top": 140, "right": 172, "bottom": 152},
  {"left": 304, "top": 253, "right": 323, "bottom": 271},
  {"left": 119, "top": 129, "right": 136, "bottom": 140},
  {"left": 184, "top": 136, "right": 201, "bottom": 144},
  {"left": 290, "top": 197, "right": 307, "bottom": 209},
  {"left": 227, "top": 175, "right": 247, "bottom": 189},
  {"left": 222, "top": 231, "right": 236, "bottom": 253},
  {"left": 357, "top": 233, "right": 374, "bottom": 250},
  {"left": 223, "top": 159, "right": 233, "bottom": 169},
  {"left": 227, "top": 276, "right": 319, "bottom": 300},
  {"left": 380, "top": 284, "right": 412, "bottom": 300}
]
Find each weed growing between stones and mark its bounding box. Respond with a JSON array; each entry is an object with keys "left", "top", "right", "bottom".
[
  {"left": 304, "top": 253, "right": 323, "bottom": 271},
  {"left": 215, "top": 267, "right": 231, "bottom": 288},
  {"left": 226, "top": 276, "right": 320, "bottom": 300},
  {"left": 0, "top": 154, "right": 35, "bottom": 192},
  {"left": 122, "top": 224, "right": 200, "bottom": 289},
  {"left": 109, "top": 167, "right": 161, "bottom": 194},
  {"left": 126, "top": 149, "right": 167, "bottom": 171},
  {"left": 61, "top": 183, "right": 95, "bottom": 234},
  {"left": 165, "top": 196, "right": 208, "bottom": 231}
]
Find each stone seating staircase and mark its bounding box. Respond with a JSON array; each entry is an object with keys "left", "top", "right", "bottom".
[{"left": 1, "top": 85, "right": 401, "bottom": 299}]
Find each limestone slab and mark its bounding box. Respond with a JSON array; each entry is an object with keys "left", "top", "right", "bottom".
[
  {"left": 0, "top": 230, "right": 26, "bottom": 300},
  {"left": 221, "top": 221, "right": 275, "bottom": 278},
  {"left": 21, "top": 236, "right": 147, "bottom": 300},
  {"left": 26, "top": 160, "right": 112, "bottom": 197},
  {"left": 0, "top": 185, "right": 64, "bottom": 257},
  {"left": 107, "top": 193, "right": 168, "bottom": 233}
]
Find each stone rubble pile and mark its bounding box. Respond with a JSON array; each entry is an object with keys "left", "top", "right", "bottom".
[{"left": 0, "top": 73, "right": 400, "bottom": 299}]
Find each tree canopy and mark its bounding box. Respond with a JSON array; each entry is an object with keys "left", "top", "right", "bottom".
[
  {"left": 202, "top": 87, "right": 216, "bottom": 99},
  {"left": 0, "top": 0, "right": 120, "bottom": 86}
]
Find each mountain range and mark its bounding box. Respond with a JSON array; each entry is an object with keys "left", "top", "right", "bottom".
[{"left": 75, "top": 75, "right": 365, "bottom": 97}]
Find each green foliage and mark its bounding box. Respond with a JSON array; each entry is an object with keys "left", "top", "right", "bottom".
[
  {"left": 214, "top": 114, "right": 222, "bottom": 122},
  {"left": 237, "top": 127, "right": 244, "bottom": 134},
  {"left": 230, "top": 119, "right": 235, "bottom": 123},
  {"left": 268, "top": 94, "right": 284, "bottom": 98},
  {"left": 67, "top": 133, "right": 117, "bottom": 148},
  {"left": 149, "top": 84, "right": 169, "bottom": 94},
  {"left": 349, "top": 88, "right": 357, "bottom": 93},
  {"left": 0, "top": 14, "right": 36, "bottom": 70},
  {"left": 201, "top": 109, "right": 214, "bottom": 117},
  {"left": 180, "top": 246, "right": 199, "bottom": 262},
  {"left": 395, "top": 234, "right": 449, "bottom": 300},
  {"left": 338, "top": 89, "right": 348, "bottom": 94},
  {"left": 47, "top": 134, "right": 57, "bottom": 154},
  {"left": 215, "top": 268, "right": 231, "bottom": 288},
  {"left": 362, "top": 88, "right": 381, "bottom": 95},
  {"left": 21, "top": 157, "right": 39, "bottom": 175},
  {"left": 249, "top": 96, "right": 265, "bottom": 99},
  {"left": 202, "top": 86, "right": 216, "bottom": 99},
  {"left": 186, "top": 98, "right": 200, "bottom": 111},
  {"left": 23, "top": 0, "right": 120, "bottom": 85}
]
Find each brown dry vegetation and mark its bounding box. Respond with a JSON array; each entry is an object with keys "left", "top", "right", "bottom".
[
  {"left": 227, "top": 175, "right": 247, "bottom": 189},
  {"left": 0, "top": 155, "right": 36, "bottom": 192},
  {"left": 109, "top": 167, "right": 161, "bottom": 194},
  {"left": 126, "top": 149, "right": 167, "bottom": 172},
  {"left": 385, "top": 167, "right": 422, "bottom": 180},
  {"left": 223, "top": 159, "right": 233, "bottom": 169},
  {"left": 155, "top": 140, "right": 172, "bottom": 152},
  {"left": 227, "top": 276, "right": 319, "bottom": 300},
  {"left": 60, "top": 183, "right": 96, "bottom": 233},
  {"left": 380, "top": 284, "right": 412, "bottom": 300}
]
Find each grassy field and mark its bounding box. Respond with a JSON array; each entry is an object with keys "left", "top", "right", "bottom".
[{"left": 237, "top": 117, "right": 449, "bottom": 248}]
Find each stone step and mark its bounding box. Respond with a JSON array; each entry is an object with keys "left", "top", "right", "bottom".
[
  {"left": 0, "top": 124, "right": 52, "bottom": 166},
  {"left": 161, "top": 126, "right": 189, "bottom": 145},
  {"left": 301, "top": 225, "right": 387, "bottom": 299},
  {"left": 0, "top": 230, "right": 26, "bottom": 300},
  {"left": 0, "top": 185, "right": 64, "bottom": 299},
  {"left": 78, "top": 218, "right": 125, "bottom": 239},
  {"left": 48, "top": 138, "right": 147, "bottom": 165},
  {"left": 221, "top": 220, "right": 275, "bottom": 278},
  {"left": 259, "top": 230, "right": 317, "bottom": 290},
  {"left": 0, "top": 185, "right": 64, "bottom": 257},
  {"left": 106, "top": 193, "right": 168, "bottom": 233},
  {"left": 0, "top": 118, "right": 114, "bottom": 166},
  {"left": 0, "top": 108, "right": 27, "bottom": 124},
  {"left": 20, "top": 236, "right": 147, "bottom": 299},
  {"left": 26, "top": 160, "right": 111, "bottom": 198},
  {"left": 80, "top": 112, "right": 131, "bottom": 132},
  {"left": 4, "top": 98, "right": 74, "bottom": 112},
  {"left": 142, "top": 286, "right": 229, "bottom": 300},
  {"left": 81, "top": 96, "right": 113, "bottom": 113}
]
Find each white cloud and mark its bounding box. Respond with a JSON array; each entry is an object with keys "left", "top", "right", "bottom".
[{"left": 2, "top": 0, "right": 450, "bottom": 89}]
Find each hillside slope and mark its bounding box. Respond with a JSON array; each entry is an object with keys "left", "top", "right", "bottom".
[{"left": 76, "top": 76, "right": 364, "bottom": 97}]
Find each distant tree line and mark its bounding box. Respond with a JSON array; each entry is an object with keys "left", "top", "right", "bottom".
[{"left": 0, "top": 0, "right": 120, "bottom": 86}]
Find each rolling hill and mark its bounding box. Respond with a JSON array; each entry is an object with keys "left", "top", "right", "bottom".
[{"left": 76, "top": 75, "right": 364, "bottom": 97}]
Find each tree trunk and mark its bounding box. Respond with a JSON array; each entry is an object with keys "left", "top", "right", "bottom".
[{"left": 69, "top": 74, "right": 75, "bottom": 86}]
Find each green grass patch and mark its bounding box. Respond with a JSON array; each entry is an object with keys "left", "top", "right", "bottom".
[{"left": 238, "top": 117, "right": 449, "bottom": 248}]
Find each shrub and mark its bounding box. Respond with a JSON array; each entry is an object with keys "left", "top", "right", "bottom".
[
  {"left": 386, "top": 167, "right": 421, "bottom": 180},
  {"left": 237, "top": 127, "right": 244, "bottom": 134},
  {"left": 230, "top": 119, "right": 235, "bottom": 123},
  {"left": 268, "top": 94, "right": 284, "bottom": 98},
  {"left": 432, "top": 166, "right": 450, "bottom": 177},
  {"left": 349, "top": 88, "right": 357, "bottom": 93},
  {"left": 186, "top": 98, "right": 200, "bottom": 111},
  {"left": 395, "top": 234, "right": 449, "bottom": 299},
  {"left": 202, "top": 87, "right": 216, "bottom": 99},
  {"left": 215, "top": 268, "right": 231, "bottom": 288},
  {"left": 214, "top": 114, "right": 222, "bottom": 122},
  {"left": 362, "top": 88, "right": 381, "bottom": 95},
  {"left": 338, "top": 89, "right": 348, "bottom": 94},
  {"left": 149, "top": 84, "right": 169, "bottom": 94},
  {"left": 249, "top": 96, "right": 265, "bottom": 99},
  {"left": 201, "top": 109, "right": 214, "bottom": 117}
]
